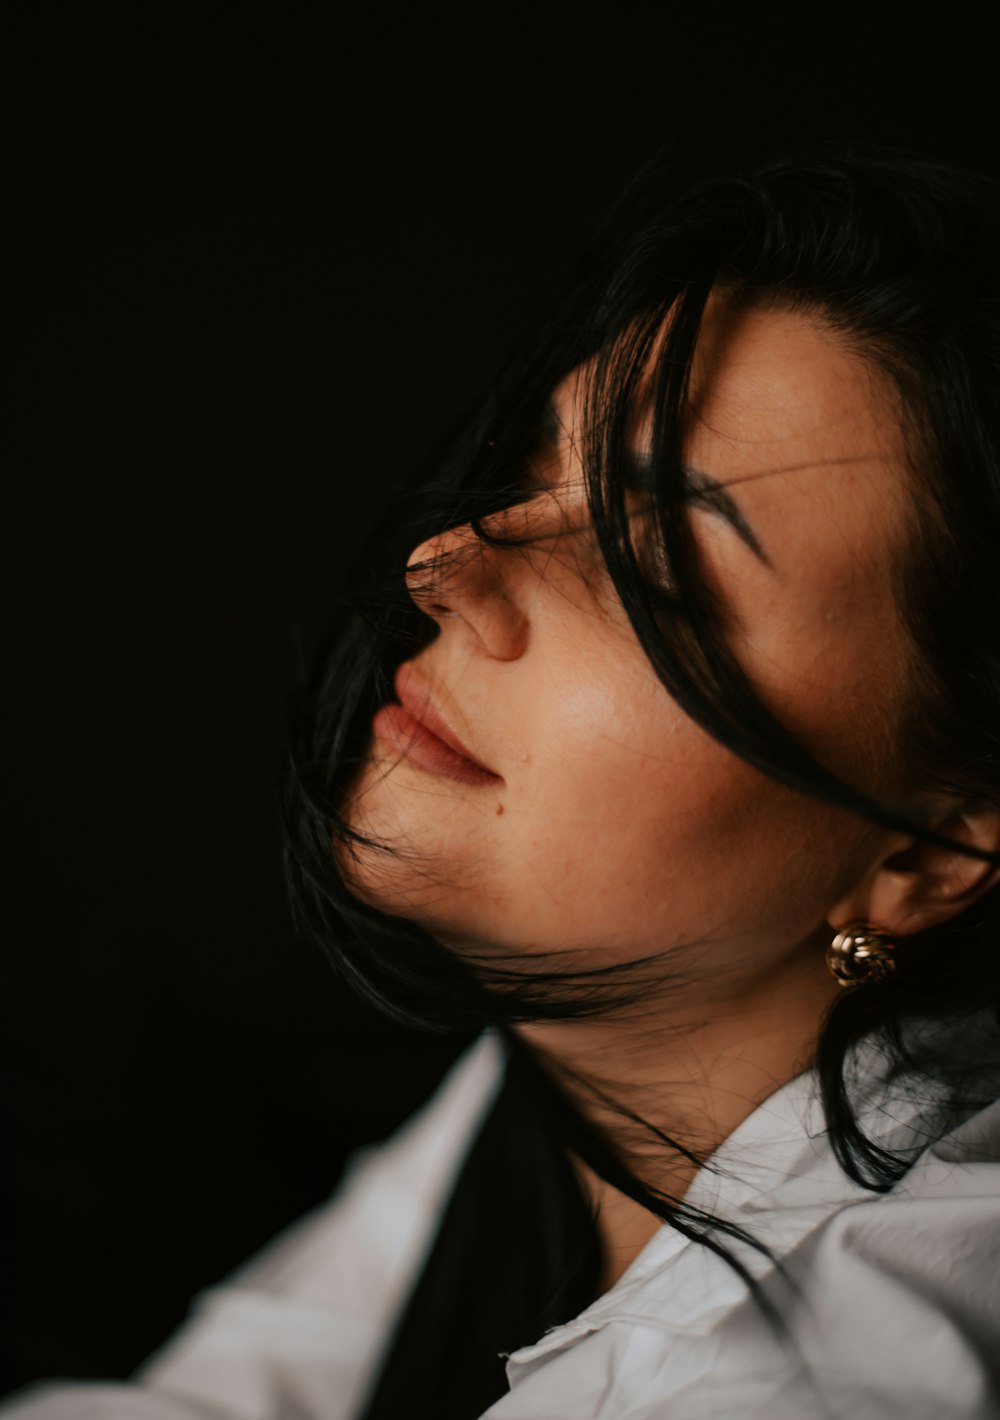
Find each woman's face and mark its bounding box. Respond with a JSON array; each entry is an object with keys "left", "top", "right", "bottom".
[{"left": 342, "top": 303, "right": 915, "bottom": 991}]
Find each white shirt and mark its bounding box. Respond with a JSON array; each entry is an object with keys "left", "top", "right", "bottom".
[{"left": 4, "top": 1023, "right": 1000, "bottom": 1420}]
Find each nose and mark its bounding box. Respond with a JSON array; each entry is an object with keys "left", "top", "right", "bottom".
[{"left": 405, "top": 519, "right": 530, "bottom": 661}]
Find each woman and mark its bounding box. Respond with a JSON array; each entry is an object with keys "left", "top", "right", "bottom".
[{"left": 6, "top": 145, "right": 1000, "bottom": 1419}]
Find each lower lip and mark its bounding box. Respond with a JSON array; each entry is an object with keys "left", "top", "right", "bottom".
[{"left": 372, "top": 703, "right": 502, "bottom": 787}]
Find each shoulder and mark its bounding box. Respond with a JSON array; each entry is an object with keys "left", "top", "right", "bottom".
[
  {"left": 781, "top": 1094, "right": 1000, "bottom": 1402},
  {"left": 489, "top": 1057, "right": 1000, "bottom": 1420},
  {"left": 221, "top": 1028, "right": 508, "bottom": 1298},
  {"left": 0, "top": 1034, "right": 507, "bottom": 1420}
]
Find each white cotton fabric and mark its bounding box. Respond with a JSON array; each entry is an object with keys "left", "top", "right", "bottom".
[{"left": 4, "top": 1022, "right": 1000, "bottom": 1420}]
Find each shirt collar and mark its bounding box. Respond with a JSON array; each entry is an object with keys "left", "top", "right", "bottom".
[{"left": 505, "top": 1011, "right": 1000, "bottom": 1377}]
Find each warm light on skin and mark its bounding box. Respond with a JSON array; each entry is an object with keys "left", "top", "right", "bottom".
[
  {"left": 341, "top": 302, "right": 941, "bottom": 1288},
  {"left": 344, "top": 304, "right": 913, "bottom": 971}
]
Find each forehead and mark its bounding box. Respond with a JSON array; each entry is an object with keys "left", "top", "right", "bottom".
[
  {"left": 682, "top": 301, "right": 912, "bottom": 602},
  {"left": 557, "top": 300, "right": 917, "bottom": 773},
  {"left": 555, "top": 301, "right": 912, "bottom": 575},
  {"left": 694, "top": 304, "right": 916, "bottom": 766},
  {"left": 687, "top": 300, "right": 907, "bottom": 508}
]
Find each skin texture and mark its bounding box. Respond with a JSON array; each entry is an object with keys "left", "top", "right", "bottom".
[{"left": 343, "top": 303, "right": 1000, "bottom": 1289}]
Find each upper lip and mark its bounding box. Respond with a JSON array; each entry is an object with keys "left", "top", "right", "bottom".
[{"left": 394, "top": 664, "right": 502, "bottom": 778}]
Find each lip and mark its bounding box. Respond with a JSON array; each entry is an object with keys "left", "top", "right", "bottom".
[{"left": 371, "top": 664, "right": 503, "bottom": 787}]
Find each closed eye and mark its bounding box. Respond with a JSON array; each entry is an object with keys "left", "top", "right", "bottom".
[{"left": 625, "top": 451, "right": 771, "bottom": 568}]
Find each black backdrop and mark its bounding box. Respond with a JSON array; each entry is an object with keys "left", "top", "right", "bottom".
[{"left": 7, "top": 14, "right": 998, "bottom": 1399}]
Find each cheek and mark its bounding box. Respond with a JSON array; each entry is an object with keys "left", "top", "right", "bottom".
[
  {"left": 498, "top": 661, "right": 872, "bottom": 955},
  {"left": 695, "top": 490, "right": 910, "bottom": 787},
  {"left": 498, "top": 666, "right": 770, "bottom": 930}
]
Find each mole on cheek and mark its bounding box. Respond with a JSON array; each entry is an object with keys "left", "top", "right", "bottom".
[{"left": 496, "top": 804, "right": 505, "bottom": 816}]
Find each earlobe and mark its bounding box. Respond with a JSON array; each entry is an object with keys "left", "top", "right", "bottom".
[{"left": 829, "top": 800, "right": 1000, "bottom": 941}]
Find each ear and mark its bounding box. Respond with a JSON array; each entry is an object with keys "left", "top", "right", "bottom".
[{"left": 828, "top": 798, "right": 1000, "bottom": 939}]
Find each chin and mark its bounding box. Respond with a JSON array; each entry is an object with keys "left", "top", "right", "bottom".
[{"left": 333, "top": 804, "right": 465, "bottom": 932}]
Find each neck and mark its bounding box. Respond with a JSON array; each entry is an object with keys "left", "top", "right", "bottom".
[{"left": 511, "top": 933, "right": 840, "bottom": 1289}]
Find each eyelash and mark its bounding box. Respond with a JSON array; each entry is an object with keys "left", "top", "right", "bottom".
[{"left": 515, "top": 436, "right": 684, "bottom": 608}]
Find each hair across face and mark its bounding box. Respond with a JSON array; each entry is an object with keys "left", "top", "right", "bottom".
[
  {"left": 286, "top": 144, "right": 1000, "bottom": 1045},
  {"left": 340, "top": 302, "right": 916, "bottom": 1009}
]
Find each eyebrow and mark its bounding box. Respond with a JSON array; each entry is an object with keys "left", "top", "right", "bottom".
[
  {"left": 682, "top": 466, "right": 772, "bottom": 568},
  {"left": 538, "top": 402, "right": 771, "bottom": 568}
]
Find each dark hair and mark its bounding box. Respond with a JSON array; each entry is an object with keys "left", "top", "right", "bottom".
[{"left": 284, "top": 143, "right": 1000, "bottom": 1418}]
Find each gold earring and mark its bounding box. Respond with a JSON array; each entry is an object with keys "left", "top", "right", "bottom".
[{"left": 826, "top": 923, "right": 897, "bottom": 988}]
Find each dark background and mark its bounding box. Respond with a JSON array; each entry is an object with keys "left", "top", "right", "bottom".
[{"left": 7, "top": 12, "right": 999, "bottom": 1398}]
